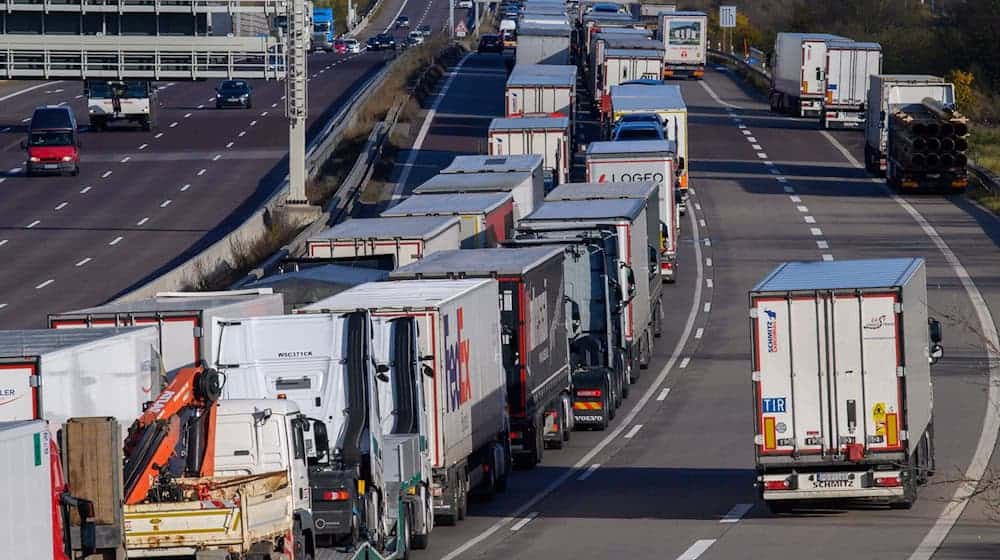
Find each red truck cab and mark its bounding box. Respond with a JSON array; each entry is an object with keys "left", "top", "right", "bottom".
[{"left": 23, "top": 106, "right": 81, "bottom": 177}]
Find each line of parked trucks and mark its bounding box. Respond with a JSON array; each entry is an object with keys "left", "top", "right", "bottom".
[
  {"left": 767, "top": 32, "right": 970, "bottom": 191},
  {"left": 3, "top": 2, "right": 695, "bottom": 559}
]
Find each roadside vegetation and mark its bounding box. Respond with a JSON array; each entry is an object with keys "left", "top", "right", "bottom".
[{"left": 690, "top": 0, "right": 1000, "bottom": 173}]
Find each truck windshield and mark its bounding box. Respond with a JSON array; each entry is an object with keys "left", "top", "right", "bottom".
[
  {"left": 87, "top": 81, "right": 147, "bottom": 98},
  {"left": 314, "top": 22, "right": 331, "bottom": 32},
  {"left": 29, "top": 131, "right": 73, "bottom": 146}
]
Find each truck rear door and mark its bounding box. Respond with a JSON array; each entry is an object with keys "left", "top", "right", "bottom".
[
  {"left": 753, "top": 292, "right": 903, "bottom": 458},
  {"left": 801, "top": 40, "right": 826, "bottom": 96},
  {"left": 0, "top": 361, "right": 39, "bottom": 421}
]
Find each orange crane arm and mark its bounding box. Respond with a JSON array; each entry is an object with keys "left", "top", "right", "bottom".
[{"left": 122, "top": 365, "right": 222, "bottom": 505}]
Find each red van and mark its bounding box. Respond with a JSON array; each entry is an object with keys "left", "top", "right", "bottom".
[{"left": 22, "top": 106, "right": 80, "bottom": 177}]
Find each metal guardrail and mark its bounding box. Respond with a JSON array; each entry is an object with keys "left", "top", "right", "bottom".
[
  {"left": 1, "top": 0, "right": 285, "bottom": 13},
  {"left": 0, "top": 35, "right": 285, "bottom": 79},
  {"left": 708, "top": 48, "right": 770, "bottom": 80}
]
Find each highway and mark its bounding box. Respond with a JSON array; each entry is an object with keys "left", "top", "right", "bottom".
[
  {"left": 377, "top": 53, "right": 1000, "bottom": 559},
  {"left": 0, "top": 0, "right": 455, "bottom": 328}
]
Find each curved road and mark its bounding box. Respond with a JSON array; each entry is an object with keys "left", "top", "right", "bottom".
[
  {"left": 0, "top": 0, "right": 454, "bottom": 328},
  {"left": 376, "top": 53, "right": 1000, "bottom": 560}
]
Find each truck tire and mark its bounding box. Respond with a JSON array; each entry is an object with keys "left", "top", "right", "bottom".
[
  {"left": 598, "top": 393, "right": 610, "bottom": 430},
  {"left": 457, "top": 476, "right": 468, "bottom": 521},
  {"left": 639, "top": 335, "right": 651, "bottom": 370}
]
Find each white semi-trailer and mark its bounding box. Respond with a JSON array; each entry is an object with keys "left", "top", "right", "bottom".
[
  {"left": 821, "top": 41, "right": 882, "bottom": 129},
  {"left": 301, "top": 279, "right": 511, "bottom": 526},
  {"left": 657, "top": 11, "right": 707, "bottom": 79},
  {"left": 770, "top": 32, "right": 847, "bottom": 117},
  {"left": 750, "top": 258, "right": 942, "bottom": 511}
]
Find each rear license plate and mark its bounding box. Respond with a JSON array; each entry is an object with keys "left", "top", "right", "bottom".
[
  {"left": 816, "top": 472, "right": 851, "bottom": 482},
  {"left": 44, "top": 164, "right": 58, "bottom": 169}
]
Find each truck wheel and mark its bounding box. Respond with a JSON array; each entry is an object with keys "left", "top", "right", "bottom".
[
  {"left": 399, "top": 507, "right": 412, "bottom": 559},
  {"left": 654, "top": 304, "right": 663, "bottom": 338},
  {"left": 639, "top": 335, "right": 651, "bottom": 370},
  {"left": 598, "top": 394, "right": 610, "bottom": 430},
  {"left": 561, "top": 396, "right": 572, "bottom": 442},
  {"left": 457, "top": 477, "right": 468, "bottom": 521},
  {"left": 629, "top": 351, "right": 641, "bottom": 383}
]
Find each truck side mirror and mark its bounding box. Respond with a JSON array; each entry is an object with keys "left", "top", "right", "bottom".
[
  {"left": 311, "top": 420, "right": 329, "bottom": 455},
  {"left": 929, "top": 344, "right": 944, "bottom": 365},
  {"left": 375, "top": 363, "right": 390, "bottom": 383},
  {"left": 421, "top": 364, "right": 434, "bottom": 378},
  {"left": 928, "top": 317, "right": 942, "bottom": 344}
]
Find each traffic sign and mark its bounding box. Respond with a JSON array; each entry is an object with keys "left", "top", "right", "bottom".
[
  {"left": 720, "top": 5, "right": 737, "bottom": 28},
  {"left": 455, "top": 20, "right": 468, "bottom": 37}
]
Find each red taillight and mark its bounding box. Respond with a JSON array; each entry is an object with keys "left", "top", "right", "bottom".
[
  {"left": 577, "top": 389, "right": 602, "bottom": 398},
  {"left": 764, "top": 480, "right": 791, "bottom": 491},
  {"left": 319, "top": 490, "right": 350, "bottom": 501},
  {"left": 875, "top": 476, "right": 901, "bottom": 488},
  {"left": 661, "top": 262, "right": 673, "bottom": 270},
  {"left": 510, "top": 431, "right": 523, "bottom": 441}
]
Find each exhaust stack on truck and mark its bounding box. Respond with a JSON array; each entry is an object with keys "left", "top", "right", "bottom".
[{"left": 750, "top": 258, "right": 942, "bottom": 511}]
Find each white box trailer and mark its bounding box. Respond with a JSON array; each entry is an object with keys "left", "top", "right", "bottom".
[
  {"left": 506, "top": 64, "right": 577, "bottom": 121},
  {"left": 0, "top": 327, "right": 158, "bottom": 428},
  {"left": 609, "top": 84, "right": 690, "bottom": 196},
  {"left": 305, "top": 215, "right": 462, "bottom": 268},
  {"left": 547, "top": 179, "right": 674, "bottom": 282},
  {"left": 518, "top": 198, "right": 660, "bottom": 375},
  {"left": 822, "top": 41, "right": 882, "bottom": 129},
  {"left": 0, "top": 420, "right": 58, "bottom": 560},
  {"left": 751, "top": 258, "right": 938, "bottom": 509},
  {"left": 416, "top": 154, "right": 546, "bottom": 221},
  {"left": 599, "top": 48, "right": 665, "bottom": 101},
  {"left": 48, "top": 289, "right": 283, "bottom": 377},
  {"left": 770, "top": 33, "right": 847, "bottom": 117},
  {"left": 488, "top": 116, "right": 570, "bottom": 188},
  {"left": 382, "top": 192, "right": 515, "bottom": 249},
  {"left": 588, "top": 34, "right": 662, "bottom": 98},
  {"left": 301, "top": 279, "right": 509, "bottom": 524},
  {"left": 658, "top": 11, "right": 707, "bottom": 79},
  {"left": 584, "top": 27, "right": 652, "bottom": 61},
  {"left": 583, "top": 143, "right": 677, "bottom": 279},
  {"left": 516, "top": 22, "right": 572, "bottom": 65},
  {"left": 864, "top": 75, "right": 953, "bottom": 173}
]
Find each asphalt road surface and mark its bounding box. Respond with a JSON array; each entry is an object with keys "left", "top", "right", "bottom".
[
  {"left": 359, "top": 53, "right": 1000, "bottom": 560},
  {"left": 0, "top": 0, "right": 453, "bottom": 328}
]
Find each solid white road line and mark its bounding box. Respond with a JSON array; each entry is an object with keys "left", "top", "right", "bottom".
[
  {"left": 677, "top": 539, "right": 716, "bottom": 560},
  {"left": 819, "top": 130, "right": 1000, "bottom": 560},
  {"left": 393, "top": 53, "right": 472, "bottom": 201},
  {"left": 577, "top": 464, "right": 600, "bottom": 481},
  {"left": 0, "top": 82, "right": 64, "bottom": 103},
  {"left": 439, "top": 199, "right": 707, "bottom": 560},
  {"left": 510, "top": 512, "right": 538, "bottom": 532},
  {"left": 35, "top": 279, "right": 54, "bottom": 289},
  {"left": 623, "top": 424, "right": 643, "bottom": 439},
  {"left": 656, "top": 388, "right": 671, "bottom": 401},
  {"left": 720, "top": 503, "right": 753, "bottom": 523},
  {"left": 75, "top": 258, "right": 91, "bottom": 267}
]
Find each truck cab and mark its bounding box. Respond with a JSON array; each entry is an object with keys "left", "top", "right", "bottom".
[
  {"left": 84, "top": 80, "right": 156, "bottom": 131},
  {"left": 22, "top": 106, "right": 80, "bottom": 177}
]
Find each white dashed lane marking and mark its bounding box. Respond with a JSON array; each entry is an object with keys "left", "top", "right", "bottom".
[
  {"left": 54, "top": 202, "right": 68, "bottom": 210},
  {"left": 160, "top": 200, "right": 172, "bottom": 208},
  {"left": 80, "top": 186, "right": 92, "bottom": 194},
  {"left": 136, "top": 217, "right": 149, "bottom": 226},
  {"left": 75, "top": 258, "right": 91, "bottom": 267},
  {"left": 109, "top": 236, "right": 123, "bottom": 246},
  {"left": 101, "top": 170, "right": 112, "bottom": 178},
  {"left": 26, "top": 220, "right": 39, "bottom": 229},
  {"left": 35, "top": 279, "right": 54, "bottom": 290}
]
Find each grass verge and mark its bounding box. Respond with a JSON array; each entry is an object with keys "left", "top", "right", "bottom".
[{"left": 970, "top": 126, "right": 1000, "bottom": 176}]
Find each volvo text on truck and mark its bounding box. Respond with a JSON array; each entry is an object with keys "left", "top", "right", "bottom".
[
  {"left": 390, "top": 247, "right": 574, "bottom": 465},
  {"left": 301, "top": 279, "right": 511, "bottom": 526},
  {"left": 750, "top": 258, "right": 942, "bottom": 511}
]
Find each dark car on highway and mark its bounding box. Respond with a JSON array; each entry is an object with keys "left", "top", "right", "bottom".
[
  {"left": 367, "top": 33, "right": 396, "bottom": 51},
  {"left": 478, "top": 34, "right": 503, "bottom": 54},
  {"left": 215, "top": 80, "right": 252, "bottom": 109},
  {"left": 395, "top": 15, "right": 410, "bottom": 29}
]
